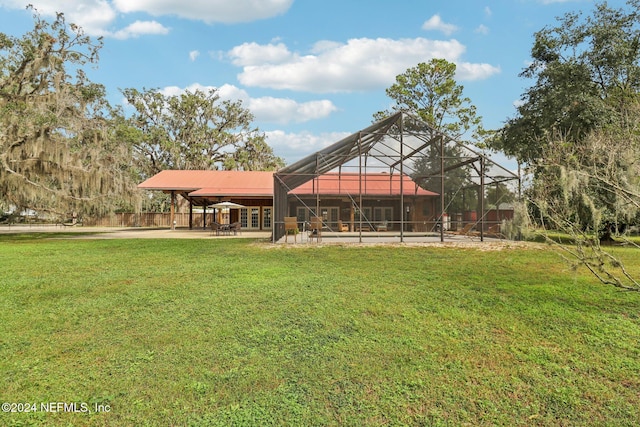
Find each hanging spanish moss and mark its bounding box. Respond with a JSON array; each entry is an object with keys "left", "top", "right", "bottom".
[
  {"left": 528, "top": 125, "right": 640, "bottom": 291},
  {"left": 0, "top": 7, "right": 138, "bottom": 219}
]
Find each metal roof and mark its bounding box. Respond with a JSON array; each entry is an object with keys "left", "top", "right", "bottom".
[
  {"left": 290, "top": 172, "right": 438, "bottom": 197},
  {"left": 137, "top": 169, "right": 435, "bottom": 199},
  {"left": 138, "top": 170, "right": 274, "bottom": 195}
]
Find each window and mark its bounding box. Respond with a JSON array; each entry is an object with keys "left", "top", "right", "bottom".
[
  {"left": 240, "top": 208, "right": 248, "bottom": 228},
  {"left": 422, "top": 202, "right": 431, "bottom": 217},
  {"left": 296, "top": 206, "right": 317, "bottom": 222},
  {"left": 296, "top": 206, "right": 306, "bottom": 222},
  {"left": 240, "top": 207, "right": 261, "bottom": 229},
  {"left": 322, "top": 207, "right": 339, "bottom": 229},
  {"left": 263, "top": 207, "right": 272, "bottom": 229},
  {"left": 374, "top": 207, "right": 393, "bottom": 226},
  {"left": 251, "top": 208, "right": 259, "bottom": 229},
  {"left": 355, "top": 207, "right": 373, "bottom": 225}
]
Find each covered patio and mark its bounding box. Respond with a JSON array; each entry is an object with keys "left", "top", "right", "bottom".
[{"left": 137, "top": 170, "right": 274, "bottom": 231}]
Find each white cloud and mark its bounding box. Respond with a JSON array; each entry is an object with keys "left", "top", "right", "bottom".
[
  {"left": 227, "top": 42, "right": 292, "bottom": 67},
  {"left": 2, "top": 0, "right": 116, "bottom": 36},
  {"left": 66, "top": 1, "right": 117, "bottom": 36},
  {"left": 310, "top": 40, "right": 344, "bottom": 54},
  {"left": 0, "top": 0, "right": 170, "bottom": 39},
  {"left": 475, "top": 24, "right": 490, "bottom": 35},
  {"left": 158, "top": 83, "right": 337, "bottom": 124},
  {"left": 112, "top": 0, "right": 294, "bottom": 24},
  {"left": 484, "top": 6, "right": 492, "bottom": 17},
  {"left": 265, "top": 130, "right": 350, "bottom": 163},
  {"left": 0, "top": 0, "right": 289, "bottom": 38},
  {"left": 456, "top": 62, "right": 501, "bottom": 81},
  {"left": 189, "top": 50, "right": 200, "bottom": 61},
  {"left": 230, "top": 37, "right": 499, "bottom": 93},
  {"left": 215, "top": 84, "right": 338, "bottom": 123},
  {"left": 112, "top": 20, "right": 169, "bottom": 39},
  {"left": 250, "top": 97, "right": 338, "bottom": 124},
  {"left": 421, "top": 14, "right": 458, "bottom": 36}
]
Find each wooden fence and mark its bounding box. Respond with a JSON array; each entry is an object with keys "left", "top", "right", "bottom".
[{"left": 83, "top": 213, "right": 206, "bottom": 228}]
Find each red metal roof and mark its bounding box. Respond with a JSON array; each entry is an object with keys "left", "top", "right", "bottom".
[
  {"left": 138, "top": 170, "right": 275, "bottom": 196},
  {"left": 290, "top": 172, "right": 437, "bottom": 196},
  {"left": 138, "top": 170, "right": 437, "bottom": 198}
]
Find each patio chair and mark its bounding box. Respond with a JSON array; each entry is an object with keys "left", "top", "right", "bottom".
[
  {"left": 375, "top": 220, "right": 388, "bottom": 232},
  {"left": 284, "top": 216, "right": 298, "bottom": 243},
  {"left": 229, "top": 221, "right": 242, "bottom": 235},
  {"left": 308, "top": 216, "right": 322, "bottom": 243},
  {"left": 452, "top": 223, "right": 474, "bottom": 235},
  {"left": 487, "top": 224, "right": 505, "bottom": 239},
  {"left": 210, "top": 222, "right": 222, "bottom": 236},
  {"left": 337, "top": 220, "right": 349, "bottom": 232}
]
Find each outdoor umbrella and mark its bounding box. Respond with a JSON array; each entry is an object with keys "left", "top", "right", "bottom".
[{"left": 209, "top": 201, "right": 245, "bottom": 225}]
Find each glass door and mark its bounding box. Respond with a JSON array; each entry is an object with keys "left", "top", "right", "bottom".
[
  {"left": 262, "top": 207, "right": 272, "bottom": 230},
  {"left": 374, "top": 207, "right": 393, "bottom": 230},
  {"left": 240, "top": 208, "right": 248, "bottom": 228},
  {"left": 250, "top": 208, "right": 260, "bottom": 229},
  {"left": 321, "top": 207, "right": 339, "bottom": 230},
  {"left": 240, "top": 207, "right": 261, "bottom": 230}
]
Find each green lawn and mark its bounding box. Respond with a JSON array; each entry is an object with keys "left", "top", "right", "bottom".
[{"left": 1, "top": 236, "right": 639, "bottom": 426}]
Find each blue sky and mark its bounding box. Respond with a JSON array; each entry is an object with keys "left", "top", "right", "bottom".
[{"left": 0, "top": 0, "right": 628, "bottom": 169}]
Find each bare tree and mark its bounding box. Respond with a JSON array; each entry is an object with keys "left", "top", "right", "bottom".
[
  {"left": 492, "top": 0, "right": 640, "bottom": 291},
  {"left": 528, "top": 125, "right": 640, "bottom": 291}
]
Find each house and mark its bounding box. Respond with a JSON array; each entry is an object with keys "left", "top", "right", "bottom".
[
  {"left": 139, "top": 112, "right": 519, "bottom": 242},
  {"left": 137, "top": 169, "right": 438, "bottom": 232}
]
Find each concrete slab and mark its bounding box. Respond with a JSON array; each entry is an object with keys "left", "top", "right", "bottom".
[{"left": 0, "top": 225, "right": 271, "bottom": 240}]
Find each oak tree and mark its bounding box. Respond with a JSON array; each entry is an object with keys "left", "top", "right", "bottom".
[
  {"left": 120, "top": 87, "right": 284, "bottom": 177},
  {"left": 0, "top": 8, "right": 135, "bottom": 218},
  {"left": 495, "top": 0, "right": 640, "bottom": 164}
]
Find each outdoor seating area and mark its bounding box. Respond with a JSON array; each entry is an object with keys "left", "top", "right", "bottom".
[
  {"left": 450, "top": 223, "right": 475, "bottom": 236},
  {"left": 272, "top": 112, "right": 520, "bottom": 244},
  {"left": 354, "top": 225, "right": 371, "bottom": 232},
  {"left": 210, "top": 221, "right": 242, "bottom": 236},
  {"left": 375, "top": 220, "right": 388, "bottom": 232},
  {"left": 337, "top": 220, "right": 349, "bottom": 232},
  {"left": 229, "top": 221, "right": 241, "bottom": 235}
]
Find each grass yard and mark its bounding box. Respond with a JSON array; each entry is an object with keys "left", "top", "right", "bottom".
[{"left": 1, "top": 235, "right": 639, "bottom": 426}]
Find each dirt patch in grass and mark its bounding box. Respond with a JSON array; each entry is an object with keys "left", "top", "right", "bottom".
[{"left": 259, "top": 240, "right": 545, "bottom": 251}]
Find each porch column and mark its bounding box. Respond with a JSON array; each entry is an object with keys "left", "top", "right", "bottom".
[
  {"left": 170, "top": 191, "right": 176, "bottom": 230},
  {"left": 349, "top": 205, "right": 354, "bottom": 232},
  {"left": 203, "top": 205, "right": 207, "bottom": 230},
  {"left": 189, "top": 202, "right": 193, "bottom": 229}
]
